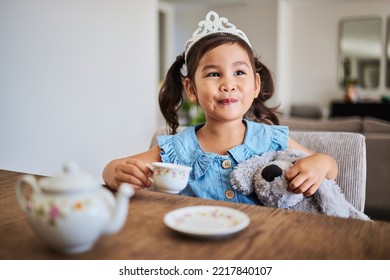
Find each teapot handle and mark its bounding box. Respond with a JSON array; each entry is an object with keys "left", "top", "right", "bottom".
[{"left": 16, "top": 175, "right": 40, "bottom": 211}]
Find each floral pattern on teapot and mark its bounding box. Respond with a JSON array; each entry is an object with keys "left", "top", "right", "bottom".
[
  {"left": 16, "top": 163, "right": 135, "bottom": 254},
  {"left": 27, "top": 198, "right": 91, "bottom": 227}
]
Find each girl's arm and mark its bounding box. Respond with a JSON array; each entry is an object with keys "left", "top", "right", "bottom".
[
  {"left": 102, "top": 145, "right": 162, "bottom": 190},
  {"left": 285, "top": 137, "right": 338, "bottom": 196}
]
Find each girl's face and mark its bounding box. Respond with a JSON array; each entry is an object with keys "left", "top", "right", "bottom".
[{"left": 185, "top": 43, "right": 260, "bottom": 123}]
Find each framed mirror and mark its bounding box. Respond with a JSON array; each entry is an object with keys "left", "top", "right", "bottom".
[{"left": 339, "top": 17, "right": 382, "bottom": 89}]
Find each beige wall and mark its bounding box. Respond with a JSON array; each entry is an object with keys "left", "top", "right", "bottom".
[
  {"left": 0, "top": 0, "right": 158, "bottom": 180},
  {"left": 285, "top": 0, "right": 390, "bottom": 109}
]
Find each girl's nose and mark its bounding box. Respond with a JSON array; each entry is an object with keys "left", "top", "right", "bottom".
[{"left": 220, "top": 77, "right": 236, "bottom": 92}]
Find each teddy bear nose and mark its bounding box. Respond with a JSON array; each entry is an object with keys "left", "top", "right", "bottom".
[{"left": 261, "top": 164, "right": 283, "bottom": 182}]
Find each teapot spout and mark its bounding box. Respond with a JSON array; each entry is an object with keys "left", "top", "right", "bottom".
[{"left": 103, "top": 183, "right": 134, "bottom": 234}]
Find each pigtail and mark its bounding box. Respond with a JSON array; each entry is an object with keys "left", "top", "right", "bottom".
[
  {"left": 246, "top": 58, "right": 280, "bottom": 125},
  {"left": 158, "top": 54, "right": 186, "bottom": 134}
]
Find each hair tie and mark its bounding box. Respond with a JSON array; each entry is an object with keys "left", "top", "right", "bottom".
[{"left": 180, "top": 63, "right": 188, "bottom": 77}]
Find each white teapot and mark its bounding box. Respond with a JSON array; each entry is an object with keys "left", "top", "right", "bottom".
[{"left": 16, "top": 162, "right": 134, "bottom": 254}]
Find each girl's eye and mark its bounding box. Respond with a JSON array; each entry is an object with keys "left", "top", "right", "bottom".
[
  {"left": 206, "top": 72, "right": 220, "bottom": 77},
  {"left": 235, "top": 70, "right": 246, "bottom": 76}
]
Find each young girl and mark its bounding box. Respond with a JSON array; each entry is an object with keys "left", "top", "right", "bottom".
[{"left": 103, "top": 11, "right": 337, "bottom": 204}]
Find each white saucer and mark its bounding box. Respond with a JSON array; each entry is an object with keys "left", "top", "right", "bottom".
[{"left": 164, "top": 205, "right": 250, "bottom": 238}]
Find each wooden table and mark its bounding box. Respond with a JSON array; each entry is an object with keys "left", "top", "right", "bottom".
[{"left": 1, "top": 169, "right": 390, "bottom": 260}]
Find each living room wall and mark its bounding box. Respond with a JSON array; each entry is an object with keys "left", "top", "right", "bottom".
[
  {"left": 284, "top": 0, "right": 390, "bottom": 111},
  {"left": 0, "top": 0, "right": 158, "bottom": 179}
]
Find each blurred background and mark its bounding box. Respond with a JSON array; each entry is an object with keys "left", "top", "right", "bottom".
[{"left": 1, "top": 0, "right": 389, "bottom": 181}]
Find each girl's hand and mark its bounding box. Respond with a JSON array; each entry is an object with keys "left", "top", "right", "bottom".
[
  {"left": 285, "top": 153, "right": 337, "bottom": 196},
  {"left": 114, "top": 158, "right": 153, "bottom": 190},
  {"left": 103, "top": 145, "right": 161, "bottom": 190},
  {"left": 106, "top": 158, "right": 153, "bottom": 190}
]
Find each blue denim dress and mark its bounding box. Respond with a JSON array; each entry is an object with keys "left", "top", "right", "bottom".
[{"left": 157, "top": 119, "right": 289, "bottom": 205}]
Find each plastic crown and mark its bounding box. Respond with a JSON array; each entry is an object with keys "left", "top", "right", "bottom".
[{"left": 184, "top": 11, "right": 252, "bottom": 63}]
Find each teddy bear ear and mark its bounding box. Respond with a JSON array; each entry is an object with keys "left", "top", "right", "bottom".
[
  {"left": 231, "top": 177, "right": 254, "bottom": 195},
  {"left": 231, "top": 164, "right": 255, "bottom": 195}
]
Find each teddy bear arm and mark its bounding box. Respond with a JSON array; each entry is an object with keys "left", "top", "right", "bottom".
[{"left": 316, "top": 180, "right": 370, "bottom": 220}]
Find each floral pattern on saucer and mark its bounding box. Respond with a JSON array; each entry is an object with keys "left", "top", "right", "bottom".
[
  {"left": 164, "top": 206, "right": 250, "bottom": 238},
  {"left": 173, "top": 208, "right": 241, "bottom": 227}
]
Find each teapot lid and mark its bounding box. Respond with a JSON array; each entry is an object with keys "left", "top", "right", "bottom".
[{"left": 39, "top": 162, "right": 99, "bottom": 192}]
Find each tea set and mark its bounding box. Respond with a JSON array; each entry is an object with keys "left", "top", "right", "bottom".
[
  {"left": 16, "top": 162, "right": 136, "bottom": 254},
  {"left": 16, "top": 161, "right": 192, "bottom": 253},
  {"left": 16, "top": 161, "right": 249, "bottom": 253},
  {"left": 146, "top": 162, "right": 192, "bottom": 194}
]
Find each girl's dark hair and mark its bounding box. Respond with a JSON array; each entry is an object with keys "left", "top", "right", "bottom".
[{"left": 158, "top": 33, "right": 280, "bottom": 134}]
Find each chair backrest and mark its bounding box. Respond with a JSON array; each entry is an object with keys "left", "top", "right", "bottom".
[
  {"left": 150, "top": 128, "right": 367, "bottom": 212},
  {"left": 289, "top": 131, "right": 366, "bottom": 212}
]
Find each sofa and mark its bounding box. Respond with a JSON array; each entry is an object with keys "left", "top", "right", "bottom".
[{"left": 280, "top": 116, "right": 390, "bottom": 221}]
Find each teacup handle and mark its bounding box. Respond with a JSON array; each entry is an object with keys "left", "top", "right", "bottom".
[
  {"left": 145, "top": 164, "right": 154, "bottom": 183},
  {"left": 16, "top": 175, "right": 40, "bottom": 211}
]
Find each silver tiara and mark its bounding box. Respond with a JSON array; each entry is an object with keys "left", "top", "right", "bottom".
[{"left": 184, "top": 11, "right": 252, "bottom": 63}]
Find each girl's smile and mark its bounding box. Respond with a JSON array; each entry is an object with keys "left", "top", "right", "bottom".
[{"left": 218, "top": 98, "right": 238, "bottom": 105}]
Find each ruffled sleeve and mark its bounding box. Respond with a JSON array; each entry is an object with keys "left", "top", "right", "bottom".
[
  {"left": 270, "top": 125, "right": 289, "bottom": 151},
  {"left": 157, "top": 135, "right": 181, "bottom": 164}
]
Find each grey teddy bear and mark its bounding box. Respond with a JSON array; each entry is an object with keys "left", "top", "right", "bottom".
[{"left": 231, "top": 149, "right": 370, "bottom": 221}]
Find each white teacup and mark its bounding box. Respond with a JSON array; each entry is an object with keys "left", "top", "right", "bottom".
[{"left": 146, "top": 162, "right": 191, "bottom": 194}]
